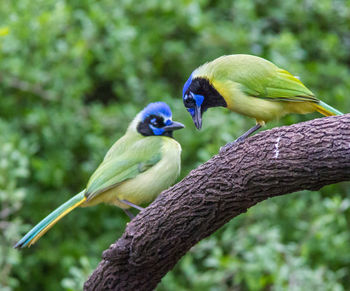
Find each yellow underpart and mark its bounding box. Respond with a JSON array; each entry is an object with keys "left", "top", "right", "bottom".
[
  {"left": 28, "top": 197, "right": 87, "bottom": 247},
  {"left": 211, "top": 79, "right": 235, "bottom": 108}
]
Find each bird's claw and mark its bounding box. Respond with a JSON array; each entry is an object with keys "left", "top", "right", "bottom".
[
  {"left": 219, "top": 141, "right": 236, "bottom": 154},
  {"left": 219, "top": 136, "right": 247, "bottom": 154},
  {"left": 234, "top": 136, "right": 246, "bottom": 143}
]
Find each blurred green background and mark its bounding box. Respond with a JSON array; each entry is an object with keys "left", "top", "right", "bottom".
[{"left": 1, "top": 0, "right": 350, "bottom": 290}]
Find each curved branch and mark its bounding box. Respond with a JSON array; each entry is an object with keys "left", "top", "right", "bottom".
[{"left": 84, "top": 114, "right": 350, "bottom": 291}]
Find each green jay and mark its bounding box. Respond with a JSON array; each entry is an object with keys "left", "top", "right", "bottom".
[
  {"left": 182, "top": 54, "right": 342, "bottom": 145},
  {"left": 15, "top": 102, "right": 184, "bottom": 248}
]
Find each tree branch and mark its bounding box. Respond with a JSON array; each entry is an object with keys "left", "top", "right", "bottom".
[
  {"left": 0, "top": 73, "right": 57, "bottom": 101},
  {"left": 84, "top": 114, "right": 350, "bottom": 291}
]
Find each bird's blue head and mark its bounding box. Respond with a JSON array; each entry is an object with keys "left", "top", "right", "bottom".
[
  {"left": 137, "top": 102, "right": 185, "bottom": 138},
  {"left": 182, "top": 74, "right": 227, "bottom": 130},
  {"left": 182, "top": 74, "right": 205, "bottom": 130}
]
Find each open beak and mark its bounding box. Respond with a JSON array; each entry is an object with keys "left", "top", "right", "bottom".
[
  {"left": 193, "top": 105, "right": 202, "bottom": 130},
  {"left": 163, "top": 121, "right": 185, "bottom": 132}
]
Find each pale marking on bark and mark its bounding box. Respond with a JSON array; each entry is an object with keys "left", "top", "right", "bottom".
[{"left": 274, "top": 137, "right": 281, "bottom": 158}]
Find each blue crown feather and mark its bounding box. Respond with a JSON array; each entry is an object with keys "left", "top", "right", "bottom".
[
  {"left": 141, "top": 102, "right": 172, "bottom": 120},
  {"left": 182, "top": 73, "right": 193, "bottom": 98}
]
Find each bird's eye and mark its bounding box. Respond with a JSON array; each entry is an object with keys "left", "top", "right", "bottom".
[
  {"left": 183, "top": 92, "right": 196, "bottom": 108},
  {"left": 149, "top": 117, "right": 164, "bottom": 128}
]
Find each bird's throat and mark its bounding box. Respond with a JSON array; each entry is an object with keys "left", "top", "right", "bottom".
[{"left": 190, "top": 77, "right": 227, "bottom": 109}]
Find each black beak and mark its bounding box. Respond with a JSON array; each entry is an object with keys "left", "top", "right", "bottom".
[
  {"left": 163, "top": 121, "right": 185, "bottom": 132},
  {"left": 193, "top": 105, "right": 202, "bottom": 130}
]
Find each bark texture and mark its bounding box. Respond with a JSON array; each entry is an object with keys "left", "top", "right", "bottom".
[{"left": 84, "top": 114, "right": 350, "bottom": 291}]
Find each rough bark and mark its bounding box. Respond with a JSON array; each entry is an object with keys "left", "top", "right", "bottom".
[{"left": 84, "top": 114, "right": 350, "bottom": 291}]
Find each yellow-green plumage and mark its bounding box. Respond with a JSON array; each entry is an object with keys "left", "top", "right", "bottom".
[
  {"left": 84, "top": 132, "right": 181, "bottom": 208},
  {"left": 192, "top": 54, "right": 342, "bottom": 124},
  {"left": 15, "top": 102, "right": 183, "bottom": 248}
]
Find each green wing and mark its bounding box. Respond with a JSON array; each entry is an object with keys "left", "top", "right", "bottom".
[
  {"left": 246, "top": 68, "right": 319, "bottom": 103},
  {"left": 209, "top": 55, "right": 319, "bottom": 103},
  {"left": 85, "top": 137, "right": 162, "bottom": 201}
]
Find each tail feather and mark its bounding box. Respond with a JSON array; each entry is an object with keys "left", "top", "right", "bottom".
[
  {"left": 14, "top": 190, "right": 86, "bottom": 248},
  {"left": 315, "top": 101, "right": 343, "bottom": 116}
]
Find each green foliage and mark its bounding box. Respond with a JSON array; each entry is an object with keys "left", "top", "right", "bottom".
[
  {"left": 0, "top": 122, "right": 30, "bottom": 290},
  {"left": 160, "top": 191, "right": 350, "bottom": 291},
  {"left": 0, "top": 0, "right": 349, "bottom": 290}
]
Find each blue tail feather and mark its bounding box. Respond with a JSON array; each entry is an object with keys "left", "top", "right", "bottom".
[{"left": 14, "top": 190, "right": 85, "bottom": 248}]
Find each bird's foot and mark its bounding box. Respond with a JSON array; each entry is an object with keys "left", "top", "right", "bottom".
[
  {"left": 219, "top": 136, "right": 247, "bottom": 154},
  {"left": 120, "top": 199, "right": 144, "bottom": 211},
  {"left": 123, "top": 208, "right": 135, "bottom": 219},
  {"left": 220, "top": 141, "right": 236, "bottom": 154},
  {"left": 234, "top": 136, "right": 247, "bottom": 143},
  {"left": 219, "top": 124, "right": 262, "bottom": 154}
]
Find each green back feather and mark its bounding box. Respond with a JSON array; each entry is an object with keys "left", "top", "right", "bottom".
[{"left": 194, "top": 54, "right": 318, "bottom": 103}]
